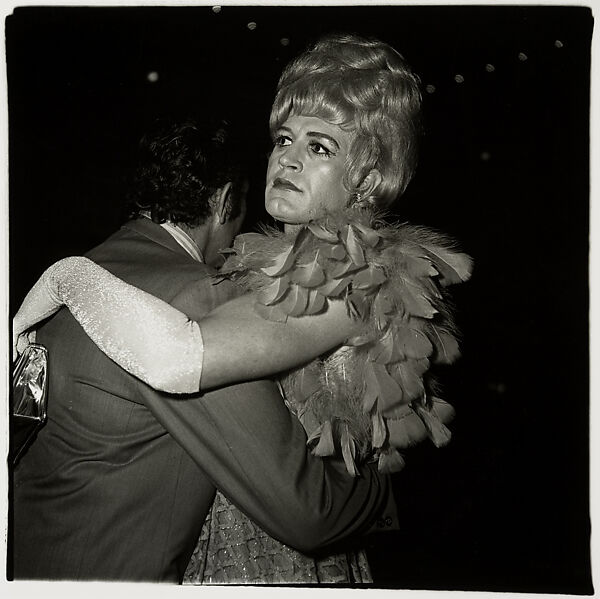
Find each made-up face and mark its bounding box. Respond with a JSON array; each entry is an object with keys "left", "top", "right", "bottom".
[{"left": 265, "top": 114, "right": 354, "bottom": 227}]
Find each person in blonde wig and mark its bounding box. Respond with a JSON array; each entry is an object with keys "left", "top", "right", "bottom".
[
  {"left": 14, "top": 33, "right": 472, "bottom": 584},
  {"left": 270, "top": 33, "right": 422, "bottom": 206}
]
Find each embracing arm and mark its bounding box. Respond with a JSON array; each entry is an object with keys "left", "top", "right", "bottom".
[
  {"left": 199, "top": 292, "right": 352, "bottom": 389},
  {"left": 13, "top": 257, "right": 205, "bottom": 392},
  {"left": 13, "top": 256, "right": 356, "bottom": 393},
  {"left": 143, "top": 377, "right": 393, "bottom": 553}
]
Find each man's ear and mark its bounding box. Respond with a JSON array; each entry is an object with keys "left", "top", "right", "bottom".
[
  {"left": 214, "top": 181, "right": 233, "bottom": 225},
  {"left": 358, "top": 169, "right": 383, "bottom": 199}
]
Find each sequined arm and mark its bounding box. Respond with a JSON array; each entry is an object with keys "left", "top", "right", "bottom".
[
  {"left": 13, "top": 257, "right": 204, "bottom": 393},
  {"left": 12, "top": 268, "right": 63, "bottom": 359}
]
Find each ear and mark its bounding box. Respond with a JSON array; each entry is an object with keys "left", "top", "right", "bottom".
[
  {"left": 213, "top": 181, "right": 233, "bottom": 225},
  {"left": 358, "top": 169, "right": 383, "bottom": 199}
]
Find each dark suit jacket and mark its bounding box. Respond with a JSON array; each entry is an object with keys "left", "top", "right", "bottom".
[{"left": 11, "top": 218, "right": 393, "bottom": 582}]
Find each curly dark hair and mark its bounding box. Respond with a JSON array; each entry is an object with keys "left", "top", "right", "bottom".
[{"left": 127, "top": 117, "right": 248, "bottom": 227}]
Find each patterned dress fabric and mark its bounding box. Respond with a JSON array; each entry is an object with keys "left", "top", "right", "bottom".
[{"left": 184, "top": 490, "right": 372, "bottom": 584}]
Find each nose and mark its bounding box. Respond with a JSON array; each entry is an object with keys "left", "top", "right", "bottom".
[{"left": 278, "top": 146, "right": 302, "bottom": 171}]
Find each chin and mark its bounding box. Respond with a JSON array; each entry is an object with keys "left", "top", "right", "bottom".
[{"left": 266, "top": 198, "right": 297, "bottom": 223}]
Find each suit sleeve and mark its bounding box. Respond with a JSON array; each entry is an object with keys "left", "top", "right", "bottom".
[{"left": 139, "top": 277, "right": 394, "bottom": 554}]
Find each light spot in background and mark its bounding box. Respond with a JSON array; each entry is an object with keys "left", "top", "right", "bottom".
[
  {"left": 425, "top": 84, "right": 436, "bottom": 93},
  {"left": 212, "top": 6, "right": 221, "bottom": 13},
  {"left": 485, "top": 63, "right": 495, "bottom": 72},
  {"left": 454, "top": 74, "right": 464, "bottom": 83},
  {"left": 147, "top": 71, "right": 159, "bottom": 83},
  {"left": 487, "top": 382, "right": 507, "bottom": 395},
  {"left": 280, "top": 38, "right": 290, "bottom": 46},
  {"left": 247, "top": 22, "right": 257, "bottom": 31},
  {"left": 555, "top": 39, "right": 564, "bottom": 48},
  {"left": 518, "top": 52, "right": 528, "bottom": 61},
  {"left": 480, "top": 151, "right": 491, "bottom": 161}
]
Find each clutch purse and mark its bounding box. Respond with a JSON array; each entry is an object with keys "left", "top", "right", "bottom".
[{"left": 11, "top": 343, "right": 48, "bottom": 464}]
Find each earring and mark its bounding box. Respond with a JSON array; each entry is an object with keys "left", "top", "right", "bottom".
[{"left": 352, "top": 191, "right": 369, "bottom": 209}]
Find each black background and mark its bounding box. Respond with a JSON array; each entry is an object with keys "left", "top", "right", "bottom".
[{"left": 6, "top": 4, "right": 593, "bottom": 593}]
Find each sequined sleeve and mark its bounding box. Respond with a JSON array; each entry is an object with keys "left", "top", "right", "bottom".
[{"left": 14, "top": 256, "right": 204, "bottom": 393}]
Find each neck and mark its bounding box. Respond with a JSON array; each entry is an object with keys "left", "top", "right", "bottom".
[
  {"left": 178, "top": 222, "right": 210, "bottom": 255},
  {"left": 181, "top": 221, "right": 231, "bottom": 268},
  {"left": 283, "top": 223, "right": 304, "bottom": 234}
]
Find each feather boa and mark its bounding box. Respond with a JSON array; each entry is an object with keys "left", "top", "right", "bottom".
[{"left": 218, "top": 209, "right": 472, "bottom": 475}]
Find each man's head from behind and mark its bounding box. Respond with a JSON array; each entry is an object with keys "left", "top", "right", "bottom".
[{"left": 127, "top": 117, "right": 248, "bottom": 229}]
